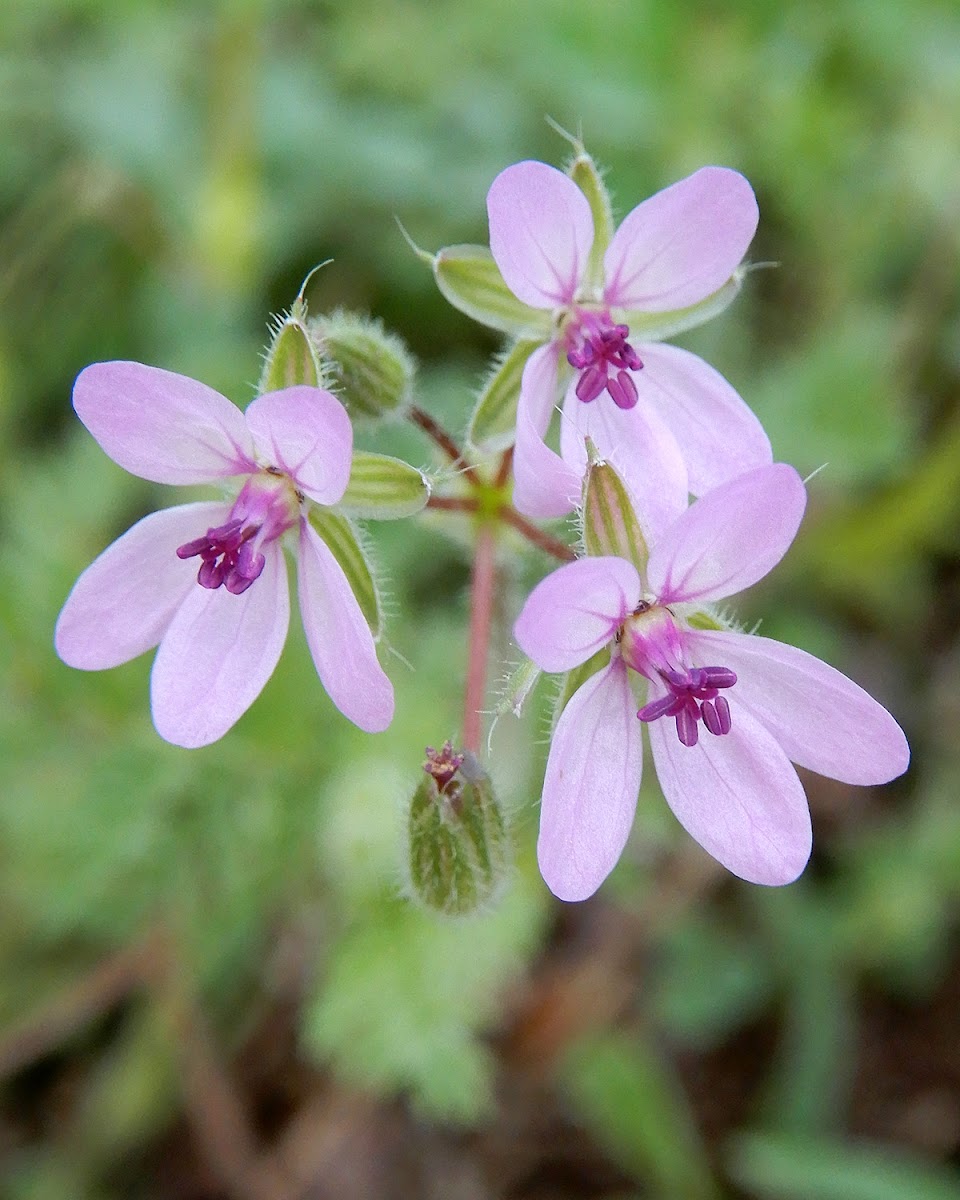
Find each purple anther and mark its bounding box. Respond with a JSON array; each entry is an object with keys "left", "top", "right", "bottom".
[
  {"left": 177, "top": 518, "right": 264, "bottom": 594},
  {"left": 575, "top": 365, "right": 607, "bottom": 403},
  {"left": 676, "top": 702, "right": 699, "bottom": 747},
  {"left": 636, "top": 663, "right": 737, "bottom": 746},
  {"left": 608, "top": 370, "right": 639, "bottom": 410},
  {"left": 567, "top": 313, "right": 643, "bottom": 409}
]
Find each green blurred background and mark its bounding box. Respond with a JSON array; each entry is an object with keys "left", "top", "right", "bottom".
[{"left": 2, "top": 1, "right": 959, "bottom": 1197}]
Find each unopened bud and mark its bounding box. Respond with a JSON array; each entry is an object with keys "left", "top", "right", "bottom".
[
  {"left": 308, "top": 310, "right": 415, "bottom": 419},
  {"left": 259, "top": 272, "right": 328, "bottom": 393},
  {"left": 580, "top": 445, "right": 648, "bottom": 572},
  {"left": 407, "top": 742, "right": 510, "bottom": 917}
]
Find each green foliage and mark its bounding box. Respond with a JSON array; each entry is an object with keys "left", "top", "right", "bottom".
[
  {"left": 303, "top": 876, "right": 546, "bottom": 1122},
  {"left": 563, "top": 1031, "right": 720, "bottom": 1199},
  {"left": 0, "top": 0, "right": 957, "bottom": 1193}
]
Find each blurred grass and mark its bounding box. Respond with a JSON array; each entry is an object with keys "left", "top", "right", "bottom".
[{"left": 1, "top": 0, "right": 958, "bottom": 1197}]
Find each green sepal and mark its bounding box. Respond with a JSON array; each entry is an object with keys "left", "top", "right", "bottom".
[
  {"left": 569, "top": 150, "right": 614, "bottom": 293},
  {"left": 581, "top": 452, "right": 648, "bottom": 573},
  {"left": 624, "top": 270, "right": 745, "bottom": 342},
  {"left": 554, "top": 646, "right": 609, "bottom": 726},
  {"left": 310, "top": 311, "right": 415, "bottom": 419},
  {"left": 685, "top": 609, "right": 727, "bottom": 632},
  {"left": 407, "top": 753, "right": 510, "bottom": 917},
  {"left": 494, "top": 657, "right": 542, "bottom": 720},
  {"left": 259, "top": 298, "right": 326, "bottom": 393},
  {"left": 433, "top": 244, "right": 551, "bottom": 337},
  {"left": 307, "top": 507, "right": 382, "bottom": 638},
  {"left": 340, "top": 451, "right": 431, "bottom": 520},
  {"left": 467, "top": 337, "right": 541, "bottom": 454}
]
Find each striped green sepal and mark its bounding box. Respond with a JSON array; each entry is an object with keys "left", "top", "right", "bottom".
[
  {"left": 434, "top": 244, "right": 551, "bottom": 336},
  {"left": 259, "top": 302, "right": 326, "bottom": 393},
  {"left": 569, "top": 150, "right": 614, "bottom": 293},
  {"left": 624, "top": 270, "right": 744, "bottom": 342},
  {"left": 340, "top": 451, "right": 431, "bottom": 520},
  {"left": 581, "top": 456, "right": 648, "bottom": 572},
  {"left": 467, "top": 337, "right": 541, "bottom": 454},
  {"left": 308, "top": 507, "right": 382, "bottom": 637}
]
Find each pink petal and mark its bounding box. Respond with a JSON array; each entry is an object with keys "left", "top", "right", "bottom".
[
  {"left": 150, "top": 541, "right": 289, "bottom": 747},
  {"left": 603, "top": 167, "right": 758, "bottom": 310},
  {"left": 635, "top": 343, "right": 771, "bottom": 495},
  {"left": 487, "top": 161, "right": 593, "bottom": 309},
  {"left": 244, "top": 387, "right": 352, "bottom": 506},
  {"left": 297, "top": 520, "right": 394, "bottom": 733},
  {"left": 73, "top": 362, "right": 255, "bottom": 484},
  {"left": 514, "top": 557, "right": 641, "bottom": 673},
  {"left": 559, "top": 384, "right": 689, "bottom": 545},
  {"left": 647, "top": 463, "right": 806, "bottom": 605},
  {"left": 55, "top": 501, "right": 230, "bottom": 670},
  {"left": 513, "top": 410, "right": 583, "bottom": 519},
  {"left": 648, "top": 697, "right": 812, "bottom": 885},
  {"left": 538, "top": 657, "right": 643, "bottom": 901},
  {"left": 687, "top": 629, "right": 910, "bottom": 785},
  {"left": 519, "top": 341, "right": 562, "bottom": 437}
]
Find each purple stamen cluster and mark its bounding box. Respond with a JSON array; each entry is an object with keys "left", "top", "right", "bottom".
[
  {"left": 637, "top": 666, "right": 737, "bottom": 748},
  {"left": 566, "top": 317, "right": 643, "bottom": 409},
  {"left": 423, "top": 740, "right": 464, "bottom": 792},
  {"left": 177, "top": 518, "right": 266, "bottom": 595}
]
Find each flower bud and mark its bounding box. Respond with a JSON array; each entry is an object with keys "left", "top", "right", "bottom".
[
  {"left": 580, "top": 447, "right": 649, "bottom": 572},
  {"left": 308, "top": 310, "right": 415, "bottom": 420},
  {"left": 259, "top": 290, "right": 327, "bottom": 393},
  {"left": 407, "top": 742, "right": 510, "bottom": 917}
]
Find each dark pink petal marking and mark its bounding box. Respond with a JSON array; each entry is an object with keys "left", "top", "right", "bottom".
[
  {"left": 566, "top": 312, "right": 643, "bottom": 410},
  {"left": 637, "top": 664, "right": 737, "bottom": 747}
]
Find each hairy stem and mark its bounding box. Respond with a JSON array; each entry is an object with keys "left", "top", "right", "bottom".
[
  {"left": 408, "top": 405, "right": 482, "bottom": 486},
  {"left": 501, "top": 506, "right": 576, "bottom": 562},
  {"left": 463, "top": 524, "right": 497, "bottom": 754}
]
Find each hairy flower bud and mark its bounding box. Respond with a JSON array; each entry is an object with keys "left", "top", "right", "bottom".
[
  {"left": 259, "top": 286, "right": 328, "bottom": 394},
  {"left": 580, "top": 447, "right": 649, "bottom": 572},
  {"left": 407, "top": 743, "right": 510, "bottom": 916},
  {"left": 308, "top": 310, "right": 415, "bottom": 419}
]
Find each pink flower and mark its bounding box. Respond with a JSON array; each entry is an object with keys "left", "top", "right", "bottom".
[
  {"left": 487, "top": 161, "right": 772, "bottom": 539},
  {"left": 55, "top": 362, "right": 394, "bottom": 747},
  {"left": 513, "top": 464, "right": 910, "bottom": 901}
]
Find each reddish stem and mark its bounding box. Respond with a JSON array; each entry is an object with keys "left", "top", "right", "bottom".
[
  {"left": 408, "top": 405, "right": 482, "bottom": 487},
  {"left": 463, "top": 524, "right": 497, "bottom": 754},
  {"left": 501, "top": 506, "right": 576, "bottom": 562},
  {"left": 426, "top": 495, "right": 478, "bottom": 514},
  {"left": 493, "top": 446, "right": 514, "bottom": 488}
]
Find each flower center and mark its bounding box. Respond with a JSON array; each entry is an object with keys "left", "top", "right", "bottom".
[
  {"left": 176, "top": 473, "right": 300, "bottom": 596},
  {"left": 565, "top": 311, "right": 643, "bottom": 409},
  {"left": 619, "top": 604, "right": 737, "bottom": 747},
  {"left": 636, "top": 666, "right": 737, "bottom": 748}
]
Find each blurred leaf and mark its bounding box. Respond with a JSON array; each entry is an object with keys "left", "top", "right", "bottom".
[
  {"left": 303, "top": 881, "right": 546, "bottom": 1123},
  {"left": 653, "top": 914, "right": 774, "bottom": 1047},
  {"left": 729, "top": 1131, "right": 960, "bottom": 1200},
  {"left": 562, "top": 1031, "right": 720, "bottom": 1200}
]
